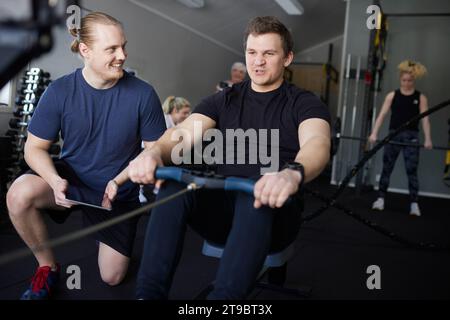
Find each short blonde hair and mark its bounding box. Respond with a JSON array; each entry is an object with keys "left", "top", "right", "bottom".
[
  {"left": 69, "top": 12, "right": 122, "bottom": 54},
  {"left": 162, "top": 96, "right": 191, "bottom": 114},
  {"left": 398, "top": 60, "right": 427, "bottom": 79}
]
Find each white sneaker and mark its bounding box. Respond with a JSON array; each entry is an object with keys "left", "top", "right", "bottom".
[
  {"left": 372, "top": 198, "right": 384, "bottom": 211},
  {"left": 410, "top": 202, "right": 421, "bottom": 216}
]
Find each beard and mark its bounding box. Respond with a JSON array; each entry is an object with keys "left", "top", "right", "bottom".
[
  {"left": 104, "top": 66, "right": 124, "bottom": 81},
  {"left": 90, "top": 61, "right": 125, "bottom": 83}
]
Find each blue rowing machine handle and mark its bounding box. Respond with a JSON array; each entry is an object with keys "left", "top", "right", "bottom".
[
  {"left": 154, "top": 167, "right": 255, "bottom": 195},
  {"left": 223, "top": 177, "right": 255, "bottom": 195},
  {"left": 154, "top": 167, "right": 295, "bottom": 205},
  {"left": 155, "top": 166, "right": 183, "bottom": 182}
]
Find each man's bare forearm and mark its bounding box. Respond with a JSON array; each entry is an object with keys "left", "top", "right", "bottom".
[
  {"left": 421, "top": 117, "right": 432, "bottom": 141},
  {"left": 24, "top": 145, "right": 60, "bottom": 188},
  {"left": 112, "top": 166, "right": 129, "bottom": 186},
  {"left": 147, "top": 127, "right": 194, "bottom": 165},
  {"left": 294, "top": 136, "right": 330, "bottom": 183}
]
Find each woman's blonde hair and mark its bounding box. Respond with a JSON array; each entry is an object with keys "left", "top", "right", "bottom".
[
  {"left": 162, "top": 96, "right": 191, "bottom": 114},
  {"left": 397, "top": 60, "right": 427, "bottom": 79},
  {"left": 69, "top": 12, "right": 122, "bottom": 54}
]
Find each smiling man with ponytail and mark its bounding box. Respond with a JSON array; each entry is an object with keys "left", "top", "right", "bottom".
[{"left": 6, "top": 12, "right": 166, "bottom": 299}]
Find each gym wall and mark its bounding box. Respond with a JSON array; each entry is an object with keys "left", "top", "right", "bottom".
[
  {"left": 294, "top": 35, "right": 344, "bottom": 123},
  {"left": 295, "top": 35, "right": 343, "bottom": 70},
  {"left": 0, "top": 0, "right": 244, "bottom": 135}
]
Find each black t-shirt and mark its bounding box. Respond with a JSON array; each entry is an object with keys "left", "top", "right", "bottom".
[
  {"left": 389, "top": 89, "right": 421, "bottom": 131},
  {"left": 193, "top": 80, "right": 331, "bottom": 178}
]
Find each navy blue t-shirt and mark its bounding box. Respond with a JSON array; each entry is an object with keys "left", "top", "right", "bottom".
[{"left": 28, "top": 69, "right": 166, "bottom": 201}]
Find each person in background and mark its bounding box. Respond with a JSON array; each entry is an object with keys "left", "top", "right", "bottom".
[
  {"left": 369, "top": 60, "right": 432, "bottom": 217},
  {"left": 140, "top": 96, "right": 192, "bottom": 200},
  {"left": 161, "top": 96, "right": 191, "bottom": 128},
  {"left": 215, "top": 62, "right": 247, "bottom": 92}
]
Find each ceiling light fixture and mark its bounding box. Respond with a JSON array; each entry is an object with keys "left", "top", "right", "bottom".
[{"left": 274, "top": 0, "right": 304, "bottom": 15}]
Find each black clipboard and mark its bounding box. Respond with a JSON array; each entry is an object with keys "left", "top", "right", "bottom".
[{"left": 66, "top": 185, "right": 112, "bottom": 211}]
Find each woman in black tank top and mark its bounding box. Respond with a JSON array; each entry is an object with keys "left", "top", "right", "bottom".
[{"left": 368, "top": 60, "right": 432, "bottom": 216}]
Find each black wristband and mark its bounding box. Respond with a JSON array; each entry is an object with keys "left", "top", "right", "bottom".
[{"left": 282, "top": 161, "right": 305, "bottom": 190}]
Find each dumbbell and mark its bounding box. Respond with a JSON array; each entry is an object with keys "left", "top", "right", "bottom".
[
  {"left": 17, "top": 82, "right": 39, "bottom": 92},
  {"left": 19, "top": 76, "right": 51, "bottom": 86},
  {"left": 6, "top": 167, "right": 21, "bottom": 178},
  {"left": 16, "top": 88, "right": 44, "bottom": 97},
  {"left": 4, "top": 154, "right": 20, "bottom": 162},
  {"left": 12, "top": 145, "right": 25, "bottom": 152},
  {"left": 13, "top": 109, "right": 33, "bottom": 117},
  {"left": 9, "top": 118, "right": 29, "bottom": 129},
  {"left": 8, "top": 159, "right": 29, "bottom": 171},
  {"left": 15, "top": 94, "right": 38, "bottom": 105},
  {"left": 25, "top": 68, "right": 50, "bottom": 78},
  {"left": 5, "top": 130, "right": 18, "bottom": 137},
  {"left": 8, "top": 134, "right": 27, "bottom": 142},
  {"left": 15, "top": 104, "right": 36, "bottom": 115},
  {"left": 5, "top": 130, "right": 27, "bottom": 139},
  {"left": 16, "top": 83, "right": 46, "bottom": 95},
  {"left": 20, "top": 75, "right": 39, "bottom": 84},
  {"left": 17, "top": 86, "right": 45, "bottom": 96}
]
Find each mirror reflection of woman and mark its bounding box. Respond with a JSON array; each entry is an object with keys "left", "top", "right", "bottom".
[
  {"left": 369, "top": 60, "right": 432, "bottom": 217},
  {"left": 162, "top": 96, "right": 191, "bottom": 129}
]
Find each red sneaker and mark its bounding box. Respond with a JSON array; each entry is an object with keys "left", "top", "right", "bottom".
[{"left": 20, "top": 264, "right": 60, "bottom": 300}]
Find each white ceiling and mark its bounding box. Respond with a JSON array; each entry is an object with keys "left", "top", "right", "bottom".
[
  {"left": 0, "top": 0, "right": 346, "bottom": 56},
  {"left": 129, "top": 0, "right": 346, "bottom": 55}
]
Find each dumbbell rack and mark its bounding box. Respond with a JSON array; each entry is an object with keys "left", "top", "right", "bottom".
[{"left": 5, "top": 68, "right": 59, "bottom": 184}]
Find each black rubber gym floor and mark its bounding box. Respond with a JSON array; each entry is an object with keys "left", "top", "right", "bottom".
[{"left": 0, "top": 175, "right": 449, "bottom": 300}]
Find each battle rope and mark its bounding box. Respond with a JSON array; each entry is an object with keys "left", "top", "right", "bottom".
[
  {"left": 1, "top": 99, "right": 449, "bottom": 265},
  {"left": 301, "top": 98, "right": 450, "bottom": 251},
  {"left": 0, "top": 184, "right": 197, "bottom": 266}
]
